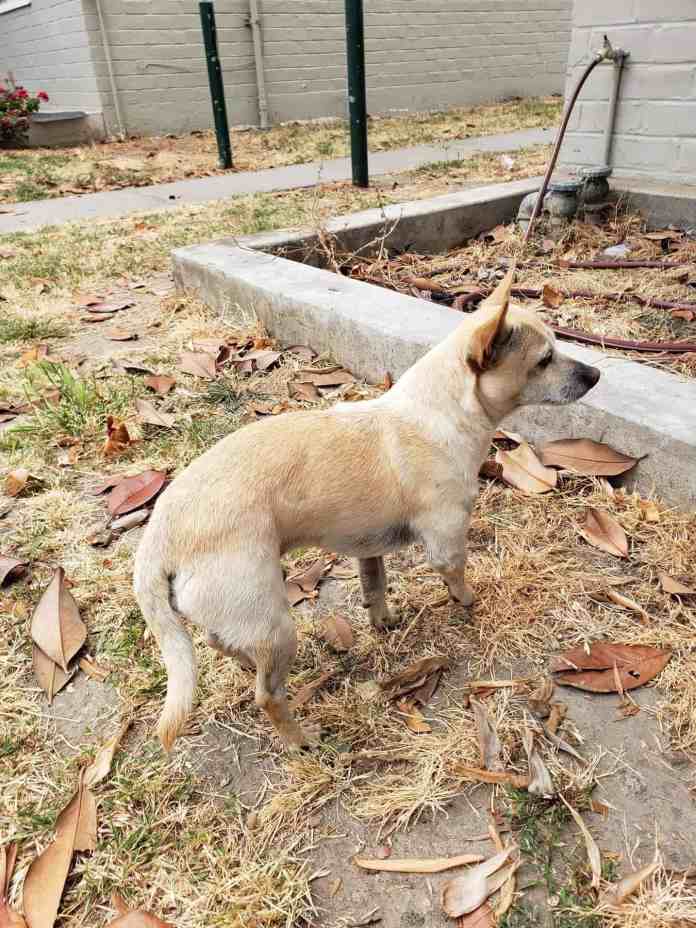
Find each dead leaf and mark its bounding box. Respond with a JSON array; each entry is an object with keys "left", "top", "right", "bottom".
[
  {"left": 290, "top": 381, "right": 320, "bottom": 402},
  {"left": 601, "top": 857, "right": 660, "bottom": 906},
  {"left": 527, "top": 678, "right": 554, "bottom": 719},
  {"left": 297, "top": 369, "right": 355, "bottom": 388},
  {"left": 178, "top": 352, "right": 217, "bottom": 379},
  {"left": 380, "top": 656, "right": 449, "bottom": 699},
  {"left": 495, "top": 442, "right": 557, "bottom": 494},
  {"left": 453, "top": 765, "right": 530, "bottom": 789},
  {"left": 111, "top": 509, "right": 150, "bottom": 533},
  {"left": 18, "top": 345, "right": 49, "bottom": 366},
  {"left": 5, "top": 468, "right": 29, "bottom": 497},
  {"left": 91, "top": 474, "right": 126, "bottom": 496},
  {"left": 143, "top": 375, "right": 175, "bottom": 395},
  {"left": 31, "top": 568, "right": 86, "bottom": 677},
  {"left": 671, "top": 308, "right": 695, "bottom": 321},
  {"left": 0, "top": 843, "right": 26, "bottom": 928},
  {"left": 107, "top": 894, "right": 174, "bottom": 928},
  {"left": 472, "top": 698, "right": 502, "bottom": 770},
  {"left": 287, "top": 557, "right": 327, "bottom": 593},
  {"left": 285, "top": 582, "right": 317, "bottom": 607},
  {"left": 0, "top": 555, "right": 28, "bottom": 587},
  {"left": 396, "top": 699, "right": 432, "bottom": 733},
  {"left": 441, "top": 846, "right": 517, "bottom": 918},
  {"left": 577, "top": 508, "right": 628, "bottom": 558},
  {"left": 56, "top": 782, "right": 97, "bottom": 852},
  {"left": 290, "top": 671, "right": 334, "bottom": 709},
  {"left": 479, "top": 459, "right": 503, "bottom": 481},
  {"left": 658, "top": 572, "right": 695, "bottom": 597},
  {"left": 243, "top": 348, "right": 281, "bottom": 371},
  {"left": 79, "top": 656, "right": 110, "bottom": 682},
  {"left": 560, "top": 797, "right": 601, "bottom": 889},
  {"left": 286, "top": 345, "right": 316, "bottom": 362},
  {"left": 135, "top": 399, "right": 176, "bottom": 429},
  {"left": 546, "top": 702, "right": 567, "bottom": 736},
  {"left": 107, "top": 329, "right": 139, "bottom": 342},
  {"left": 86, "top": 299, "right": 134, "bottom": 314},
  {"left": 642, "top": 230, "right": 682, "bottom": 242},
  {"left": 456, "top": 903, "right": 495, "bottom": 928},
  {"left": 540, "top": 439, "right": 638, "bottom": 477},
  {"left": 84, "top": 719, "right": 132, "bottom": 786},
  {"left": 551, "top": 641, "right": 671, "bottom": 693},
  {"left": 103, "top": 417, "right": 132, "bottom": 457},
  {"left": 354, "top": 852, "right": 484, "bottom": 874},
  {"left": 107, "top": 470, "right": 167, "bottom": 517},
  {"left": 23, "top": 772, "right": 93, "bottom": 928},
  {"left": 542, "top": 284, "right": 564, "bottom": 308},
  {"left": 345, "top": 908, "right": 381, "bottom": 928},
  {"left": 522, "top": 727, "right": 554, "bottom": 798},
  {"left": 320, "top": 615, "right": 353, "bottom": 652},
  {"left": 604, "top": 589, "right": 649, "bottom": 624},
  {"left": 329, "top": 877, "right": 342, "bottom": 897}
]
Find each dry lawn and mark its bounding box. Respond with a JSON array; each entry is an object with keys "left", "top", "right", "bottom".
[
  {"left": 1, "top": 170, "right": 695, "bottom": 928},
  {"left": 0, "top": 95, "right": 560, "bottom": 203}
]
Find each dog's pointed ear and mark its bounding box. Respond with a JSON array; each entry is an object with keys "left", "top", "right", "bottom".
[{"left": 468, "top": 264, "right": 515, "bottom": 370}]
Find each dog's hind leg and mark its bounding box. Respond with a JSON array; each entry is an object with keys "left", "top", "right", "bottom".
[
  {"left": 253, "top": 613, "right": 320, "bottom": 750},
  {"left": 358, "top": 556, "right": 398, "bottom": 630}
]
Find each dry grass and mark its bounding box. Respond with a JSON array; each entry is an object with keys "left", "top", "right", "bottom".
[
  {"left": 1, "top": 175, "right": 695, "bottom": 927},
  {"left": 343, "top": 206, "right": 696, "bottom": 377},
  {"left": 0, "top": 95, "right": 559, "bottom": 202}
]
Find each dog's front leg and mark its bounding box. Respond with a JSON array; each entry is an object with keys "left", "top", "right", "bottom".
[
  {"left": 419, "top": 511, "right": 475, "bottom": 607},
  {"left": 358, "top": 556, "right": 398, "bottom": 630}
]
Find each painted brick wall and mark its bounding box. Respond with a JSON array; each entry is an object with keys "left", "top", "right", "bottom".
[
  {"left": 559, "top": 1, "right": 696, "bottom": 184},
  {"left": 0, "top": 0, "right": 102, "bottom": 113},
  {"left": 85, "top": 0, "right": 571, "bottom": 136}
]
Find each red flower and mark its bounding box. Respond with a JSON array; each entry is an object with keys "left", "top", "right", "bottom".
[{"left": 38, "top": 90, "right": 49, "bottom": 102}]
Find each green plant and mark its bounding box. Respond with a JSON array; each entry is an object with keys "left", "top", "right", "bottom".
[
  {"left": 0, "top": 79, "right": 48, "bottom": 143},
  {"left": 0, "top": 312, "right": 66, "bottom": 344}
]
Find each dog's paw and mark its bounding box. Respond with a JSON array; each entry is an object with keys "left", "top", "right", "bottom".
[
  {"left": 448, "top": 583, "right": 475, "bottom": 607},
  {"left": 287, "top": 721, "right": 322, "bottom": 753}
]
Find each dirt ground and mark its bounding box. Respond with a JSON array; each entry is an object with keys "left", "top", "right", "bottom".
[
  {"left": 1, "top": 160, "right": 695, "bottom": 926},
  {"left": 0, "top": 95, "right": 560, "bottom": 203}
]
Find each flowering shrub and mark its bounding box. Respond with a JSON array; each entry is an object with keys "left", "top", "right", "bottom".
[{"left": 0, "top": 80, "right": 49, "bottom": 143}]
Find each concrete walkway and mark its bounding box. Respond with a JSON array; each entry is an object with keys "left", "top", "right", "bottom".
[{"left": 0, "top": 127, "right": 552, "bottom": 235}]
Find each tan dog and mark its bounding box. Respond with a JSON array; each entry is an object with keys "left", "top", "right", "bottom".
[{"left": 133, "top": 268, "right": 599, "bottom": 752}]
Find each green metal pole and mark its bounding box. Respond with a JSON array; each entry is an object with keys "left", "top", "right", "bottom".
[
  {"left": 344, "top": 0, "right": 368, "bottom": 187},
  {"left": 199, "top": 1, "right": 233, "bottom": 169}
]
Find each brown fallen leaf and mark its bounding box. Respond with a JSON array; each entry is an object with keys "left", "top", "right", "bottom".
[
  {"left": 23, "top": 771, "right": 93, "bottom": 928},
  {"left": 479, "top": 459, "right": 503, "bottom": 481},
  {"left": 577, "top": 508, "right": 628, "bottom": 558},
  {"left": 31, "top": 568, "right": 86, "bottom": 676},
  {"left": 79, "top": 656, "right": 110, "bottom": 682},
  {"left": 0, "top": 555, "right": 28, "bottom": 587},
  {"left": 285, "top": 582, "right": 317, "bottom": 607},
  {"left": 546, "top": 702, "right": 566, "bottom": 735},
  {"left": 86, "top": 299, "right": 134, "bottom": 314},
  {"left": 495, "top": 442, "right": 557, "bottom": 494},
  {"left": 380, "top": 656, "right": 449, "bottom": 699},
  {"left": 107, "top": 329, "right": 139, "bottom": 342},
  {"left": 560, "top": 797, "right": 601, "bottom": 889},
  {"left": 107, "top": 470, "right": 167, "bottom": 517},
  {"left": 84, "top": 719, "right": 132, "bottom": 787},
  {"left": 600, "top": 857, "right": 660, "bottom": 906},
  {"left": 135, "top": 399, "right": 176, "bottom": 429},
  {"left": 290, "top": 381, "right": 320, "bottom": 402},
  {"left": 457, "top": 903, "right": 495, "bottom": 928},
  {"left": 441, "top": 847, "right": 517, "bottom": 918},
  {"left": 297, "top": 369, "right": 355, "bottom": 388},
  {"left": 111, "top": 509, "right": 150, "bottom": 533},
  {"left": 0, "top": 842, "right": 26, "bottom": 928},
  {"left": 103, "top": 417, "right": 132, "bottom": 457},
  {"left": 287, "top": 557, "right": 327, "bottom": 593},
  {"left": 321, "top": 615, "right": 353, "bottom": 652},
  {"left": 91, "top": 474, "right": 126, "bottom": 496},
  {"left": 354, "top": 853, "right": 484, "bottom": 874},
  {"left": 178, "top": 351, "right": 217, "bottom": 379},
  {"left": 638, "top": 498, "right": 660, "bottom": 523},
  {"left": 522, "top": 727, "right": 554, "bottom": 798},
  {"left": 453, "top": 765, "right": 530, "bottom": 789},
  {"left": 286, "top": 345, "right": 317, "bottom": 362},
  {"left": 290, "top": 670, "right": 334, "bottom": 710},
  {"left": 32, "top": 644, "right": 74, "bottom": 703},
  {"left": 551, "top": 642, "right": 671, "bottom": 693},
  {"left": 542, "top": 283, "right": 564, "bottom": 309},
  {"left": 107, "top": 893, "right": 174, "bottom": 928},
  {"left": 396, "top": 699, "right": 431, "bottom": 733},
  {"left": 671, "top": 308, "right": 695, "bottom": 321},
  {"left": 143, "top": 374, "right": 175, "bottom": 395},
  {"left": 658, "top": 572, "right": 695, "bottom": 597},
  {"left": 5, "top": 468, "right": 30, "bottom": 498},
  {"left": 540, "top": 438, "right": 638, "bottom": 477},
  {"left": 243, "top": 348, "right": 281, "bottom": 371},
  {"left": 603, "top": 589, "right": 649, "bottom": 625},
  {"left": 472, "top": 698, "right": 502, "bottom": 771},
  {"left": 527, "top": 678, "right": 554, "bottom": 719},
  {"left": 56, "top": 781, "right": 98, "bottom": 852}
]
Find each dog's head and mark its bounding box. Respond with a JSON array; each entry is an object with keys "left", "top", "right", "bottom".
[{"left": 465, "top": 267, "right": 600, "bottom": 417}]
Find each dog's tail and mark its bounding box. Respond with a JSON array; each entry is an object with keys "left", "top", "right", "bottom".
[{"left": 133, "top": 556, "right": 197, "bottom": 752}]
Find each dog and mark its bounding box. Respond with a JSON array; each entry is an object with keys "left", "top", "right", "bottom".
[{"left": 133, "top": 267, "right": 600, "bottom": 752}]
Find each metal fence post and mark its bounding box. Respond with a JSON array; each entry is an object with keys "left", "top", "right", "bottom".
[
  {"left": 199, "top": 1, "right": 233, "bottom": 169},
  {"left": 344, "top": 0, "right": 369, "bottom": 187}
]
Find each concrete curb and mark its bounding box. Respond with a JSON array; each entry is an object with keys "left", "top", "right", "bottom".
[{"left": 173, "top": 179, "right": 696, "bottom": 507}]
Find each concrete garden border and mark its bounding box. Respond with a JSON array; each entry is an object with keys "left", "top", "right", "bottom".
[{"left": 172, "top": 178, "right": 696, "bottom": 507}]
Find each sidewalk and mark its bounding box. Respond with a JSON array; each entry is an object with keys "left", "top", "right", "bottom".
[{"left": 0, "top": 127, "right": 552, "bottom": 235}]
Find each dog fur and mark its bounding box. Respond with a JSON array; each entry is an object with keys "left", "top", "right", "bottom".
[{"left": 133, "top": 268, "right": 600, "bottom": 751}]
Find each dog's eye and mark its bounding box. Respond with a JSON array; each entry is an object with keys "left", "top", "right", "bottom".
[{"left": 538, "top": 353, "right": 553, "bottom": 369}]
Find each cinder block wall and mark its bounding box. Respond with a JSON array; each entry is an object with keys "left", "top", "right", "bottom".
[
  {"left": 85, "top": 0, "right": 571, "bottom": 136},
  {"left": 560, "top": 2, "right": 696, "bottom": 184},
  {"left": 0, "top": 0, "right": 102, "bottom": 114}
]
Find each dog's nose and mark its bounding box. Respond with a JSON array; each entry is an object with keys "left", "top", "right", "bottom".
[{"left": 580, "top": 364, "right": 601, "bottom": 389}]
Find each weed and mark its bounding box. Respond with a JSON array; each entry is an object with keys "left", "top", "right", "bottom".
[{"left": 0, "top": 312, "right": 67, "bottom": 344}]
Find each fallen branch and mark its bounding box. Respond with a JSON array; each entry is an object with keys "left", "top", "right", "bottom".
[
  {"left": 559, "top": 259, "right": 689, "bottom": 270},
  {"left": 549, "top": 326, "right": 696, "bottom": 354}
]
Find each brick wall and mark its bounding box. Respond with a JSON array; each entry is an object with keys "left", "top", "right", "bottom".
[
  {"left": 0, "top": 0, "right": 102, "bottom": 114},
  {"left": 559, "top": 1, "right": 696, "bottom": 184},
  {"left": 85, "top": 0, "right": 571, "bottom": 136}
]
